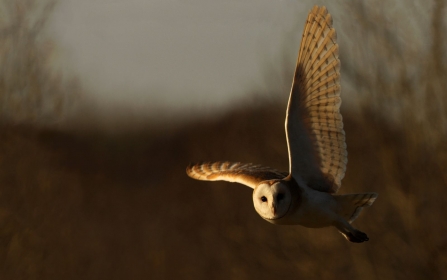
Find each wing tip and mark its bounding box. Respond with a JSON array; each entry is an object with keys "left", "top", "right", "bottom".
[
  {"left": 309, "top": 5, "right": 332, "bottom": 25},
  {"left": 186, "top": 162, "right": 198, "bottom": 178},
  {"left": 186, "top": 161, "right": 233, "bottom": 179},
  {"left": 186, "top": 161, "right": 209, "bottom": 177}
]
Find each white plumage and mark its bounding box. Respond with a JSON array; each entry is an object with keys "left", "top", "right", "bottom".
[{"left": 186, "top": 6, "right": 378, "bottom": 243}]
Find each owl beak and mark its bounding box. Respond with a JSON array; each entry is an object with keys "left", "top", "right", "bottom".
[{"left": 271, "top": 203, "right": 276, "bottom": 215}]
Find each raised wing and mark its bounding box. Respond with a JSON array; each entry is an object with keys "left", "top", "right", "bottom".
[
  {"left": 285, "top": 6, "right": 347, "bottom": 193},
  {"left": 186, "top": 161, "right": 288, "bottom": 189}
]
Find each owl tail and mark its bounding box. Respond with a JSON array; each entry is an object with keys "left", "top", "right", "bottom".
[{"left": 334, "top": 193, "right": 378, "bottom": 223}]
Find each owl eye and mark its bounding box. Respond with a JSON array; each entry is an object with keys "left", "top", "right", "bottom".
[
  {"left": 261, "top": 196, "right": 267, "bottom": 202},
  {"left": 277, "top": 194, "right": 285, "bottom": 201}
]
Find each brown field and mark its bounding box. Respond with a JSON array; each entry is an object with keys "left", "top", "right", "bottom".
[{"left": 1, "top": 102, "right": 446, "bottom": 279}]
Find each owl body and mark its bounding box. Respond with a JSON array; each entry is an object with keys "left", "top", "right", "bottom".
[
  {"left": 186, "top": 6, "right": 378, "bottom": 243},
  {"left": 287, "top": 186, "right": 338, "bottom": 228}
]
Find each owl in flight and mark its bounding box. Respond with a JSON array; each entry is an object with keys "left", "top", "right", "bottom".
[{"left": 186, "top": 6, "right": 378, "bottom": 243}]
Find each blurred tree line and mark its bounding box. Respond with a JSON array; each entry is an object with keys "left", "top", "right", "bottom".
[
  {"left": 0, "top": 0, "right": 79, "bottom": 125},
  {"left": 339, "top": 0, "right": 447, "bottom": 144}
]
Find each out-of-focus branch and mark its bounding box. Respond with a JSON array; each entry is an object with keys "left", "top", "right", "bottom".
[
  {"left": 340, "top": 0, "right": 447, "bottom": 142},
  {"left": 430, "top": 0, "right": 446, "bottom": 74},
  {"left": 0, "top": 0, "right": 79, "bottom": 125}
]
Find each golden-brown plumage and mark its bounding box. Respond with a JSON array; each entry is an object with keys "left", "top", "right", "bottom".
[
  {"left": 186, "top": 161, "right": 287, "bottom": 189},
  {"left": 287, "top": 5, "right": 346, "bottom": 193}
]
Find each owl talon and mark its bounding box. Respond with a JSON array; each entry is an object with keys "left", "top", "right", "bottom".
[{"left": 346, "top": 230, "right": 369, "bottom": 243}]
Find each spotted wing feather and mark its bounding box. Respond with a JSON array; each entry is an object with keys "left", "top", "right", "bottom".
[
  {"left": 286, "top": 6, "right": 347, "bottom": 193},
  {"left": 186, "top": 161, "right": 288, "bottom": 189}
]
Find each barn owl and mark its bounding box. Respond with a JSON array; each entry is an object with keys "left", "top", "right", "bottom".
[{"left": 186, "top": 6, "right": 378, "bottom": 243}]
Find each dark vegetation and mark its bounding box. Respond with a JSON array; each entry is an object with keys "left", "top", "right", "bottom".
[
  {"left": 1, "top": 0, "right": 446, "bottom": 279},
  {"left": 1, "top": 104, "right": 446, "bottom": 279}
]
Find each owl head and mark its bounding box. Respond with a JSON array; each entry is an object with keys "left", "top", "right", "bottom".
[{"left": 253, "top": 179, "right": 292, "bottom": 221}]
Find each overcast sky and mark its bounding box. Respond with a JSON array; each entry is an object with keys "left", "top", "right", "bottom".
[{"left": 48, "top": 0, "right": 321, "bottom": 118}]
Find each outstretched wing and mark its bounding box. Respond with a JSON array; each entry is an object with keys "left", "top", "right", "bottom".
[
  {"left": 186, "top": 161, "right": 288, "bottom": 189},
  {"left": 285, "top": 6, "right": 347, "bottom": 193}
]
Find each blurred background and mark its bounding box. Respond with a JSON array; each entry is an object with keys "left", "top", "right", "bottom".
[{"left": 1, "top": 0, "right": 446, "bottom": 279}]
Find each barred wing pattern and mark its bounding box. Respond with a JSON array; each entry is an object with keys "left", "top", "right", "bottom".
[
  {"left": 186, "top": 161, "right": 288, "bottom": 189},
  {"left": 286, "top": 6, "right": 347, "bottom": 193}
]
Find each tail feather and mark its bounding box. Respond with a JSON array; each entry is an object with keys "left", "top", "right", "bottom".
[{"left": 334, "top": 193, "right": 378, "bottom": 223}]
